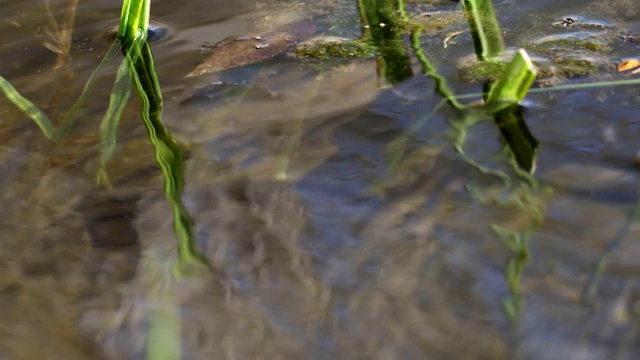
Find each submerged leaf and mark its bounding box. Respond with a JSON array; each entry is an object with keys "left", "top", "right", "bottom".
[
  {"left": 0, "top": 76, "right": 57, "bottom": 140},
  {"left": 97, "top": 59, "right": 133, "bottom": 188},
  {"left": 186, "top": 32, "right": 297, "bottom": 77}
]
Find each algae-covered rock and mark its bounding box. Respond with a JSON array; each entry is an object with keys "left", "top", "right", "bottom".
[
  {"left": 410, "top": 10, "right": 466, "bottom": 35},
  {"left": 531, "top": 32, "right": 615, "bottom": 53},
  {"left": 523, "top": 16, "right": 622, "bottom": 80},
  {"left": 291, "top": 37, "right": 377, "bottom": 59},
  {"left": 550, "top": 51, "right": 613, "bottom": 77},
  {"left": 456, "top": 49, "right": 591, "bottom": 86},
  {"left": 459, "top": 15, "right": 628, "bottom": 84},
  {"left": 457, "top": 56, "right": 510, "bottom": 82}
]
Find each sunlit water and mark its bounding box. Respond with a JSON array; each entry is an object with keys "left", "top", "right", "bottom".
[{"left": 1, "top": 0, "right": 640, "bottom": 359}]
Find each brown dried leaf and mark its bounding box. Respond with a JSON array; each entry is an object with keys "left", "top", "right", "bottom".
[
  {"left": 186, "top": 32, "right": 297, "bottom": 78},
  {"left": 617, "top": 58, "right": 640, "bottom": 72}
]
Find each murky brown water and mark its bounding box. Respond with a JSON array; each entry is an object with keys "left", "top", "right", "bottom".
[{"left": 1, "top": 0, "right": 640, "bottom": 359}]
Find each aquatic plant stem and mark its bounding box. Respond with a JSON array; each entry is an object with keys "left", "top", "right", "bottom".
[{"left": 461, "top": 0, "right": 505, "bottom": 60}]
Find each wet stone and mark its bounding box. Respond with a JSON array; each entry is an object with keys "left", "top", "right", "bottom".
[
  {"left": 291, "top": 36, "right": 378, "bottom": 59},
  {"left": 186, "top": 32, "right": 299, "bottom": 77},
  {"left": 462, "top": 14, "right": 631, "bottom": 83}
]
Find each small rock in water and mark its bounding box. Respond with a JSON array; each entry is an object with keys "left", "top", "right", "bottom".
[
  {"left": 185, "top": 32, "right": 297, "bottom": 77},
  {"left": 634, "top": 151, "right": 640, "bottom": 169}
]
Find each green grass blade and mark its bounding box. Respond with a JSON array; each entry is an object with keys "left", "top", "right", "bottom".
[
  {"left": 118, "top": 0, "right": 139, "bottom": 42},
  {"left": 0, "top": 20, "right": 123, "bottom": 145},
  {"left": 118, "top": 0, "right": 132, "bottom": 40},
  {"left": 0, "top": 76, "right": 58, "bottom": 140},
  {"left": 118, "top": 0, "right": 150, "bottom": 43}
]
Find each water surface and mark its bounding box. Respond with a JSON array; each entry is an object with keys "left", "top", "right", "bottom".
[{"left": 1, "top": 0, "right": 640, "bottom": 359}]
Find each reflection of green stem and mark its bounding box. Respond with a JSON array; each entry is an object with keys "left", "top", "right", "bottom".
[
  {"left": 405, "top": 32, "right": 513, "bottom": 184},
  {"left": 465, "top": 22, "right": 536, "bottom": 324},
  {"left": 452, "top": 114, "right": 514, "bottom": 185},
  {"left": 118, "top": 2, "right": 209, "bottom": 360},
  {"left": 355, "top": 0, "right": 372, "bottom": 40},
  {"left": 357, "top": 0, "right": 413, "bottom": 84},
  {"left": 582, "top": 186, "right": 640, "bottom": 303},
  {"left": 412, "top": 4, "right": 539, "bottom": 326},
  {"left": 493, "top": 104, "right": 538, "bottom": 173},
  {"left": 383, "top": 31, "right": 465, "bottom": 179},
  {"left": 410, "top": 32, "right": 465, "bottom": 112},
  {"left": 117, "top": 0, "right": 209, "bottom": 278},
  {"left": 123, "top": 39, "right": 210, "bottom": 275},
  {"left": 493, "top": 225, "right": 530, "bottom": 325}
]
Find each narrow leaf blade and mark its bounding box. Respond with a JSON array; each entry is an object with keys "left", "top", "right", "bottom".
[{"left": 0, "top": 76, "right": 57, "bottom": 140}]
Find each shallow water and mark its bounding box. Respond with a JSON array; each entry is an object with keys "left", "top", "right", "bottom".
[{"left": 1, "top": 0, "right": 640, "bottom": 359}]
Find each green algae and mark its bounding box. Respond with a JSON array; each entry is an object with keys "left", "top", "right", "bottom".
[
  {"left": 552, "top": 54, "right": 609, "bottom": 77},
  {"left": 458, "top": 55, "right": 604, "bottom": 83},
  {"left": 531, "top": 33, "right": 614, "bottom": 53},
  {"left": 291, "top": 39, "right": 378, "bottom": 59},
  {"left": 458, "top": 59, "right": 509, "bottom": 82},
  {"left": 407, "top": 11, "right": 466, "bottom": 34}
]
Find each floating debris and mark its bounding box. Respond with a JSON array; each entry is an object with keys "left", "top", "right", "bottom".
[{"left": 618, "top": 58, "right": 640, "bottom": 74}]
